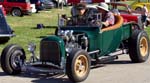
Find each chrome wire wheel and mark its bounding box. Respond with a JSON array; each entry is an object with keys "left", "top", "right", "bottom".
[{"left": 10, "top": 50, "right": 24, "bottom": 70}]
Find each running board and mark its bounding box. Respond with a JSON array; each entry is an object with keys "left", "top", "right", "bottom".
[
  {"left": 95, "top": 50, "right": 126, "bottom": 64},
  {"left": 22, "top": 62, "right": 65, "bottom": 74},
  {"left": 25, "top": 65, "right": 64, "bottom": 74}
]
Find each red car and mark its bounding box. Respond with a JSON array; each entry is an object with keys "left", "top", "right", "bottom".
[
  {"left": 107, "top": 2, "right": 144, "bottom": 29},
  {"left": 0, "top": 5, "right": 6, "bottom": 16},
  {"left": 0, "top": 0, "right": 32, "bottom": 16}
]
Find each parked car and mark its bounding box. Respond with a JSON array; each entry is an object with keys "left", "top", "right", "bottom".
[
  {"left": 41, "top": 0, "right": 55, "bottom": 9},
  {"left": 107, "top": 2, "right": 150, "bottom": 27},
  {"left": 131, "top": 0, "right": 150, "bottom": 11},
  {"left": 0, "top": 0, "right": 32, "bottom": 16},
  {"left": 0, "top": 8, "right": 14, "bottom": 43},
  {"left": 68, "top": 0, "right": 110, "bottom": 4},
  {"left": 67, "top": 0, "right": 112, "bottom": 4},
  {"left": 30, "top": 0, "right": 55, "bottom": 12},
  {"left": 1, "top": 11, "right": 150, "bottom": 82}
]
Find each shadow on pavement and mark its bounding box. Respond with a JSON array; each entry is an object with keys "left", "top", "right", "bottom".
[
  {"left": 91, "top": 59, "right": 133, "bottom": 69},
  {"left": 107, "top": 60, "right": 132, "bottom": 64},
  {"left": 21, "top": 72, "right": 73, "bottom": 83},
  {"left": 0, "top": 57, "right": 133, "bottom": 83},
  {"left": 0, "top": 70, "right": 73, "bottom": 83},
  {"left": 0, "top": 71, "right": 8, "bottom": 76}
]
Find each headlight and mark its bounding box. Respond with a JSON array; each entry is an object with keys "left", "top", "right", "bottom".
[{"left": 28, "top": 42, "right": 36, "bottom": 52}]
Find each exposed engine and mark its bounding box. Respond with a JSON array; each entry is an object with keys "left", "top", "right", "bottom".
[{"left": 57, "top": 30, "right": 88, "bottom": 52}]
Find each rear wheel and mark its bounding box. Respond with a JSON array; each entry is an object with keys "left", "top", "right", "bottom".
[
  {"left": 11, "top": 8, "right": 23, "bottom": 17},
  {"left": 135, "top": 7, "right": 142, "bottom": 12},
  {"left": 0, "top": 44, "right": 26, "bottom": 75},
  {"left": 66, "top": 49, "right": 90, "bottom": 82},
  {"left": 131, "top": 23, "right": 141, "bottom": 30},
  {"left": 129, "top": 30, "right": 149, "bottom": 63}
]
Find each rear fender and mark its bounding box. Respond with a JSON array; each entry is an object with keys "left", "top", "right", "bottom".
[
  {"left": 11, "top": 7, "right": 22, "bottom": 12},
  {"left": 132, "top": 4, "right": 143, "bottom": 10}
]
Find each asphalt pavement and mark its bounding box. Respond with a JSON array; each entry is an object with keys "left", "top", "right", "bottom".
[{"left": 0, "top": 54, "right": 150, "bottom": 83}]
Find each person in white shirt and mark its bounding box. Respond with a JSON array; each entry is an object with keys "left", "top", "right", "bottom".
[{"left": 142, "top": 4, "right": 148, "bottom": 28}]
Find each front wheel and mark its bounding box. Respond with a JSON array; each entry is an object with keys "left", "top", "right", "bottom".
[
  {"left": 129, "top": 30, "right": 150, "bottom": 63},
  {"left": 66, "top": 49, "right": 91, "bottom": 82},
  {"left": 0, "top": 44, "right": 26, "bottom": 75}
]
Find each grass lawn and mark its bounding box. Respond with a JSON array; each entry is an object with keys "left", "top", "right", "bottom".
[{"left": 0, "top": 7, "right": 71, "bottom": 58}]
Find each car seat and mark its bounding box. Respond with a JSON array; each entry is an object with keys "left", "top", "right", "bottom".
[{"left": 101, "top": 15, "right": 123, "bottom": 32}]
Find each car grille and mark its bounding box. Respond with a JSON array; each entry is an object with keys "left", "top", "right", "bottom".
[{"left": 40, "top": 41, "right": 61, "bottom": 65}]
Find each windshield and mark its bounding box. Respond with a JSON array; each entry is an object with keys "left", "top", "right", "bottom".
[{"left": 58, "top": 13, "right": 102, "bottom": 28}]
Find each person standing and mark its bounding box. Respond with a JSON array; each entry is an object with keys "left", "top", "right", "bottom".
[{"left": 142, "top": 4, "right": 148, "bottom": 28}]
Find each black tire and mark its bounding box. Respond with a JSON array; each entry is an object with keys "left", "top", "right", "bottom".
[
  {"left": 0, "top": 44, "right": 26, "bottom": 75},
  {"left": 66, "top": 49, "right": 91, "bottom": 82},
  {"left": 131, "top": 23, "right": 141, "bottom": 30},
  {"left": 11, "top": 8, "right": 23, "bottom": 17},
  {"left": 129, "top": 30, "right": 150, "bottom": 63}
]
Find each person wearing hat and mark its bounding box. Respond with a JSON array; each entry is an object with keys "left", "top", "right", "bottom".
[
  {"left": 97, "top": 2, "right": 115, "bottom": 27},
  {"left": 70, "top": 3, "right": 94, "bottom": 25}
]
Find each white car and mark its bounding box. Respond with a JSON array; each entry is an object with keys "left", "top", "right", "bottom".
[{"left": 31, "top": 4, "right": 37, "bottom": 13}]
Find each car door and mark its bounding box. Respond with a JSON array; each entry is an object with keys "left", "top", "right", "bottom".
[{"left": 99, "top": 27, "right": 122, "bottom": 56}]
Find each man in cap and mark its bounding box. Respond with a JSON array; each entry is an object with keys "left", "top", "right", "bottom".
[
  {"left": 70, "top": 3, "right": 94, "bottom": 25},
  {"left": 97, "top": 2, "right": 115, "bottom": 27}
]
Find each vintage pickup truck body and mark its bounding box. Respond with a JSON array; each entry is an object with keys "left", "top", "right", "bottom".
[{"left": 1, "top": 14, "right": 149, "bottom": 82}]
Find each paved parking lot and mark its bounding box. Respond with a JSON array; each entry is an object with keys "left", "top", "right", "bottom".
[{"left": 0, "top": 54, "right": 150, "bottom": 83}]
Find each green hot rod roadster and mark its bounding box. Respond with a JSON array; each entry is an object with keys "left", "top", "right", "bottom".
[{"left": 0, "top": 13, "right": 150, "bottom": 82}]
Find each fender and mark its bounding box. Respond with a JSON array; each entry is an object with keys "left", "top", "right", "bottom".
[{"left": 132, "top": 4, "right": 143, "bottom": 10}]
